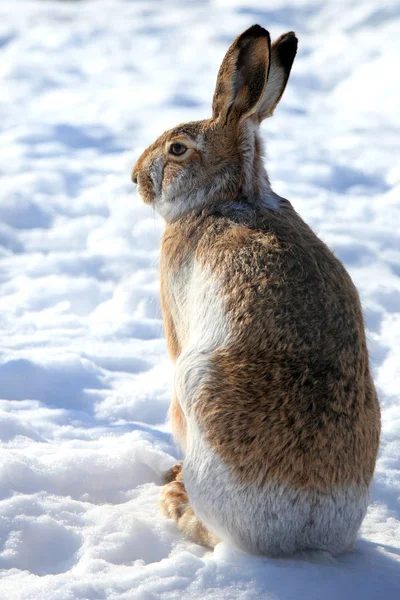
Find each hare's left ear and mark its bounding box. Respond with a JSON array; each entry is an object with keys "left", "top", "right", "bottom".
[
  {"left": 212, "top": 24, "right": 271, "bottom": 123},
  {"left": 257, "top": 32, "right": 298, "bottom": 121}
]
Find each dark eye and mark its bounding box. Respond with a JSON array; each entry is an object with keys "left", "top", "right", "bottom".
[{"left": 169, "top": 142, "right": 187, "bottom": 156}]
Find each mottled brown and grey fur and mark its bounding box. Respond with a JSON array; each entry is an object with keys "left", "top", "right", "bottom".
[{"left": 132, "top": 24, "right": 380, "bottom": 556}]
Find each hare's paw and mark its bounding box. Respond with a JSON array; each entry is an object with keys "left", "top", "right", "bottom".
[
  {"left": 160, "top": 478, "right": 220, "bottom": 548},
  {"left": 160, "top": 480, "right": 188, "bottom": 521},
  {"left": 162, "top": 461, "right": 183, "bottom": 485}
]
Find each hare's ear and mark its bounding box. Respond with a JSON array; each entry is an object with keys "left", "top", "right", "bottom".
[
  {"left": 257, "top": 32, "right": 298, "bottom": 121},
  {"left": 212, "top": 25, "right": 270, "bottom": 123}
]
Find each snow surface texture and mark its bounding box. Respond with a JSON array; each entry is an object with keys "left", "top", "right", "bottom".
[{"left": 0, "top": 0, "right": 400, "bottom": 598}]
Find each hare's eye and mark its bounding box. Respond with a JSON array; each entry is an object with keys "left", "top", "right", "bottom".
[{"left": 169, "top": 142, "right": 187, "bottom": 156}]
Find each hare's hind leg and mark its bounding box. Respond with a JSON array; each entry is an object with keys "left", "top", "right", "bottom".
[{"left": 160, "top": 478, "right": 219, "bottom": 548}]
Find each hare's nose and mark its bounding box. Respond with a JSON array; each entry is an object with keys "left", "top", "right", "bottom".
[{"left": 131, "top": 168, "right": 139, "bottom": 184}]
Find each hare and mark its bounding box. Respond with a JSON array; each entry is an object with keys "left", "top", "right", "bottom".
[{"left": 132, "top": 25, "right": 380, "bottom": 556}]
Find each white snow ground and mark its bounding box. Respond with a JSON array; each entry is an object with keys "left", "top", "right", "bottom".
[{"left": 0, "top": 0, "right": 399, "bottom": 597}]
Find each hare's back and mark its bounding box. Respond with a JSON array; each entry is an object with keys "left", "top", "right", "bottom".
[{"left": 184, "top": 206, "right": 380, "bottom": 494}]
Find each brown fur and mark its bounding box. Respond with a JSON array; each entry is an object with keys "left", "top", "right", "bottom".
[
  {"left": 159, "top": 196, "right": 381, "bottom": 545},
  {"left": 161, "top": 199, "right": 380, "bottom": 491}
]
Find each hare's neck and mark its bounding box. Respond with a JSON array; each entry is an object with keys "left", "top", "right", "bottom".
[{"left": 239, "top": 120, "right": 277, "bottom": 209}]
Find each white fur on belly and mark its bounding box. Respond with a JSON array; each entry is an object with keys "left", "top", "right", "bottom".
[
  {"left": 183, "top": 429, "right": 369, "bottom": 556},
  {"left": 175, "top": 263, "right": 229, "bottom": 412}
]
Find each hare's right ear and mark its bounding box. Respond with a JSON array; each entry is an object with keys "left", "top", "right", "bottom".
[
  {"left": 212, "top": 25, "right": 271, "bottom": 123},
  {"left": 257, "top": 32, "right": 298, "bottom": 120}
]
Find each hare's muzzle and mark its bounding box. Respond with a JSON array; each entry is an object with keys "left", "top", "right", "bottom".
[{"left": 132, "top": 168, "right": 155, "bottom": 205}]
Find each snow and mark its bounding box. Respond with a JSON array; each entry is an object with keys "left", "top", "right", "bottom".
[{"left": 0, "top": 0, "right": 399, "bottom": 597}]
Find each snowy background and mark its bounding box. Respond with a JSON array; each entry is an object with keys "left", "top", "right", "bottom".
[{"left": 0, "top": 0, "right": 399, "bottom": 598}]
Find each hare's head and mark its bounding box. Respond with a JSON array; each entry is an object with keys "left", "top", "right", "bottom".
[{"left": 132, "top": 25, "right": 297, "bottom": 222}]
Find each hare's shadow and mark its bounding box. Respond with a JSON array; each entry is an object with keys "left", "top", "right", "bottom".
[
  {"left": 331, "top": 540, "right": 400, "bottom": 599},
  {"left": 212, "top": 539, "right": 400, "bottom": 600}
]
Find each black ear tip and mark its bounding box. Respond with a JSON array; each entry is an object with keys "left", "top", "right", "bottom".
[
  {"left": 248, "top": 24, "right": 268, "bottom": 37},
  {"left": 281, "top": 31, "right": 297, "bottom": 41},
  {"left": 276, "top": 31, "right": 298, "bottom": 67},
  {"left": 242, "top": 24, "right": 270, "bottom": 41}
]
